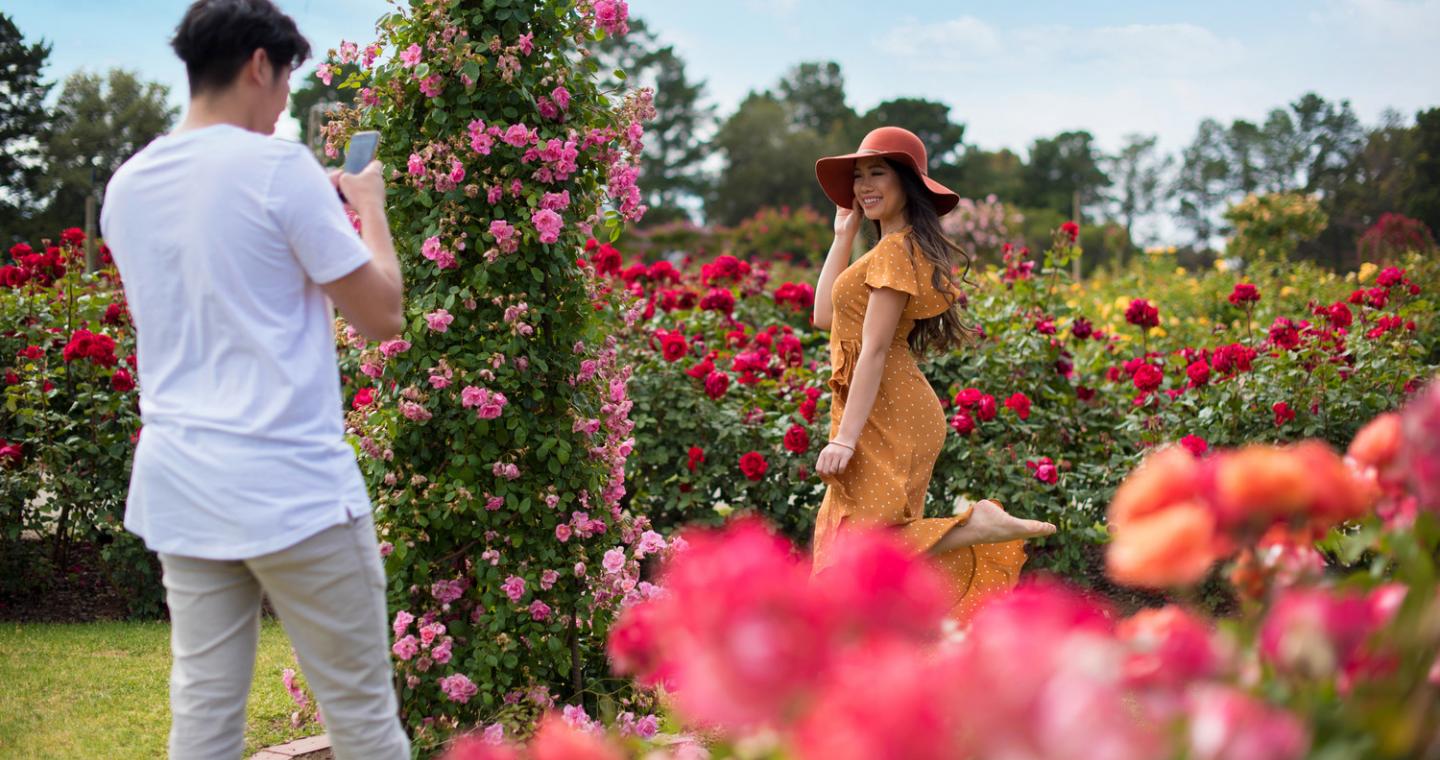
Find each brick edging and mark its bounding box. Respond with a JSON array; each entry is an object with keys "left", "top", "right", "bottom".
[{"left": 248, "top": 733, "right": 331, "bottom": 759}]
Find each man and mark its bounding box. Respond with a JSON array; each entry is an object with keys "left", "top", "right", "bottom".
[{"left": 101, "top": 1, "right": 409, "bottom": 757}]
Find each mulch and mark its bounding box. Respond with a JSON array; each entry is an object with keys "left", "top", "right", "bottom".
[{"left": 0, "top": 540, "right": 141, "bottom": 623}]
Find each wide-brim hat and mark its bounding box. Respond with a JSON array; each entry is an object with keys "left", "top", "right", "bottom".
[{"left": 815, "top": 126, "right": 960, "bottom": 216}]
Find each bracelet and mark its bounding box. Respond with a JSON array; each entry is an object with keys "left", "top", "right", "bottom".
[{"left": 828, "top": 440, "right": 855, "bottom": 451}]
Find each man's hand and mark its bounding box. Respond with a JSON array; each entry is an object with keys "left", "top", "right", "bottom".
[{"left": 330, "top": 161, "right": 385, "bottom": 215}]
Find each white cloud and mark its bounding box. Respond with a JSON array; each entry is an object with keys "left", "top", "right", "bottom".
[{"left": 878, "top": 18, "right": 1244, "bottom": 78}]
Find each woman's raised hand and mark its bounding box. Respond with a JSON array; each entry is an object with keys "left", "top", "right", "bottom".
[{"left": 834, "top": 199, "right": 863, "bottom": 240}]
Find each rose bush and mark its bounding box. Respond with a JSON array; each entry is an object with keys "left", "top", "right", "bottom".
[
  {"left": 579, "top": 223, "right": 1435, "bottom": 586},
  {"left": 314, "top": 0, "right": 656, "bottom": 749},
  {"left": 438, "top": 383, "right": 1440, "bottom": 759},
  {"left": 0, "top": 231, "right": 157, "bottom": 616}
]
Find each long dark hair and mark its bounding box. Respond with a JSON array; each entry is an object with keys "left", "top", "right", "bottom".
[{"left": 867, "top": 158, "right": 976, "bottom": 356}]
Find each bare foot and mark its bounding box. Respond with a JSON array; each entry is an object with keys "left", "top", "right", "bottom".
[{"left": 929, "top": 499, "right": 1056, "bottom": 554}]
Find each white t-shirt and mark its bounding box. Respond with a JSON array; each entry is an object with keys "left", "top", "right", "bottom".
[{"left": 101, "top": 124, "right": 374, "bottom": 560}]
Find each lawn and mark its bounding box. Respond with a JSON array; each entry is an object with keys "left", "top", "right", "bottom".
[{"left": 0, "top": 618, "right": 322, "bottom": 759}]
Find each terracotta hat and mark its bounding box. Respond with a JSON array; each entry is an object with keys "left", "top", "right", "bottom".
[{"left": 815, "top": 126, "right": 960, "bottom": 216}]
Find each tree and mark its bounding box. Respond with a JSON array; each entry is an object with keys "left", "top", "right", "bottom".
[
  {"left": 289, "top": 63, "right": 359, "bottom": 155},
  {"left": 1406, "top": 107, "right": 1440, "bottom": 238},
  {"left": 37, "top": 69, "right": 177, "bottom": 233},
  {"left": 1174, "top": 118, "right": 1231, "bottom": 247},
  {"left": 1223, "top": 120, "right": 1265, "bottom": 196},
  {"left": 776, "top": 61, "right": 854, "bottom": 137},
  {"left": 1105, "top": 134, "right": 1172, "bottom": 250},
  {"left": 706, "top": 91, "right": 836, "bottom": 226},
  {"left": 1290, "top": 92, "right": 1364, "bottom": 197},
  {"left": 0, "top": 13, "right": 53, "bottom": 243},
  {"left": 1019, "top": 130, "right": 1110, "bottom": 217},
  {"left": 952, "top": 147, "right": 1025, "bottom": 205},
  {"left": 596, "top": 17, "right": 714, "bottom": 224}
]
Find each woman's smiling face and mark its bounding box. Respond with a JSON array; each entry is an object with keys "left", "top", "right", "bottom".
[{"left": 852, "top": 156, "right": 907, "bottom": 224}]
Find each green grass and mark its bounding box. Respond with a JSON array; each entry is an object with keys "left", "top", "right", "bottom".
[{"left": 0, "top": 619, "right": 323, "bottom": 759}]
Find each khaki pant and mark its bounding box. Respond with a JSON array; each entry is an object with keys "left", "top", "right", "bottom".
[{"left": 159, "top": 513, "right": 410, "bottom": 760}]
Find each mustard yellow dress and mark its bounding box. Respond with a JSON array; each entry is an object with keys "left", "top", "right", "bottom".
[{"left": 814, "top": 230, "right": 1027, "bottom": 621}]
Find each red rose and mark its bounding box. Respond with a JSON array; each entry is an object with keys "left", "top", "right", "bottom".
[
  {"left": 687, "top": 446, "right": 705, "bottom": 472},
  {"left": 686, "top": 357, "right": 715, "bottom": 379},
  {"left": 783, "top": 424, "right": 810, "bottom": 454},
  {"left": 0, "top": 265, "right": 29, "bottom": 288},
  {"left": 103, "top": 302, "right": 127, "bottom": 325},
  {"left": 110, "top": 368, "right": 135, "bottom": 392},
  {"left": 1272, "top": 401, "right": 1295, "bottom": 427},
  {"left": 3, "top": 371, "right": 18, "bottom": 386},
  {"left": 1035, "top": 316, "right": 1057, "bottom": 335},
  {"left": 1227, "top": 283, "right": 1260, "bottom": 306},
  {"left": 977, "top": 394, "right": 998, "bottom": 421},
  {"left": 950, "top": 410, "right": 975, "bottom": 436},
  {"left": 0, "top": 439, "right": 22, "bottom": 468},
  {"left": 1026, "top": 456, "right": 1058, "bottom": 484},
  {"left": 699, "top": 287, "right": 736, "bottom": 315},
  {"left": 1376, "top": 267, "right": 1405, "bottom": 288},
  {"left": 1004, "top": 392, "right": 1032, "bottom": 420},
  {"left": 1133, "top": 364, "right": 1164, "bottom": 393},
  {"left": 1324, "top": 303, "right": 1352, "bottom": 329},
  {"left": 954, "top": 387, "right": 982, "bottom": 408},
  {"left": 62, "top": 330, "right": 97, "bottom": 363},
  {"left": 1179, "top": 435, "right": 1208, "bottom": 457},
  {"left": 1124, "top": 299, "right": 1160, "bottom": 330},
  {"left": 738, "top": 451, "right": 768, "bottom": 481},
  {"left": 1076, "top": 385, "right": 1096, "bottom": 401},
  {"left": 703, "top": 370, "right": 731, "bottom": 400},
  {"left": 60, "top": 227, "right": 86, "bottom": 246},
  {"left": 660, "top": 332, "right": 689, "bottom": 362},
  {"left": 353, "top": 387, "right": 376, "bottom": 409},
  {"left": 1268, "top": 318, "right": 1301, "bottom": 350},
  {"left": 1070, "top": 317, "right": 1094, "bottom": 341},
  {"left": 17, "top": 345, "right": 43, "bottom": 361},
  {"left": 1060, "top": 220, "right": 1079, "bottom": 242},
  {"left": 1212, "top": 343, "right": 1256, "bottom": 374},
  {"left": 798, "top": 397, "right": 817, "bottom": 423},
  {"left": 1186, "top": 360, "right": 1210, "bottom": 388}
]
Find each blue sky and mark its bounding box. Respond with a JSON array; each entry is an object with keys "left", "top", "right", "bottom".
[{"left": 8, "top": 0, "right": 1439, "bottom": 156}]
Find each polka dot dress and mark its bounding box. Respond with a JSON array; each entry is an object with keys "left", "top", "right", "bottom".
[{"left": 813, "top": 230, "right": 1027, "bottom": 622}]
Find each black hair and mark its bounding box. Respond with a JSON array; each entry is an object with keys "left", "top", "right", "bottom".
[
  {"left": 171, "top": 0, "right": 311, "bottom": 94},
  {"left": 868, "top": 158, "right": 977, "bottom": 356}
]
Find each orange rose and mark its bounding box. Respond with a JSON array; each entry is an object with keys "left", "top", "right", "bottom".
[
  {"left": 1107, "top": 446, "right": 1201, "bottom": 526},
  {"left": 1347, "top": 413, "right": 1401, "bottom": 471},
  {"left": 1107, "top": 501, "right": 1222, "bottom": 589},
  {"left": 1292, "top": 441, "right": 1372, "bottom": 524},
  {"left": 1212, "top": 445, "right": 1314, "bottom": 528}
]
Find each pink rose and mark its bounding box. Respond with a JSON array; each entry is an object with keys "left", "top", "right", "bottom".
[
  {"left": 424, "top": 309, "right": 454, "bottom": 332},
  {"left": 391, "top": 634, "right": 419, "bottom": 661},
  {"left": 438, "top": 673, "right": 478, "bottom": 703},
  {"left": 399, "top": 43, "right": 422, "bottom": 68},
  {"left": 531, "top": 208, "right": 563, "bottom": 244}
]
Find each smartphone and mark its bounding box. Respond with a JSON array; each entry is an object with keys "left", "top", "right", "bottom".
[{"left": 343, "top": 131, "right": 380, "bottom": 174}]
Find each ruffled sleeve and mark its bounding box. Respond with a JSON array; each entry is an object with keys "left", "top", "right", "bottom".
[
  {"left": 862, "top": 235, "right": 922, "bottom": 297},
  {"left": 864, "top": 234, "right": 959, "bottom": 320}
]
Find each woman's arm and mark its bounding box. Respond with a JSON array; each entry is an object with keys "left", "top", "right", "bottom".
[
  {"left": 814, "top": 287, "right": 907, "bottom": 476},
  {"left": 812, "top": 201, "right": 864, "bottom": 331}
]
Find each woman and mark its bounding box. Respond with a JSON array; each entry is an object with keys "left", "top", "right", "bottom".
[{"left": 811, "top": 126, "right": 1055, "bottom": 619}]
